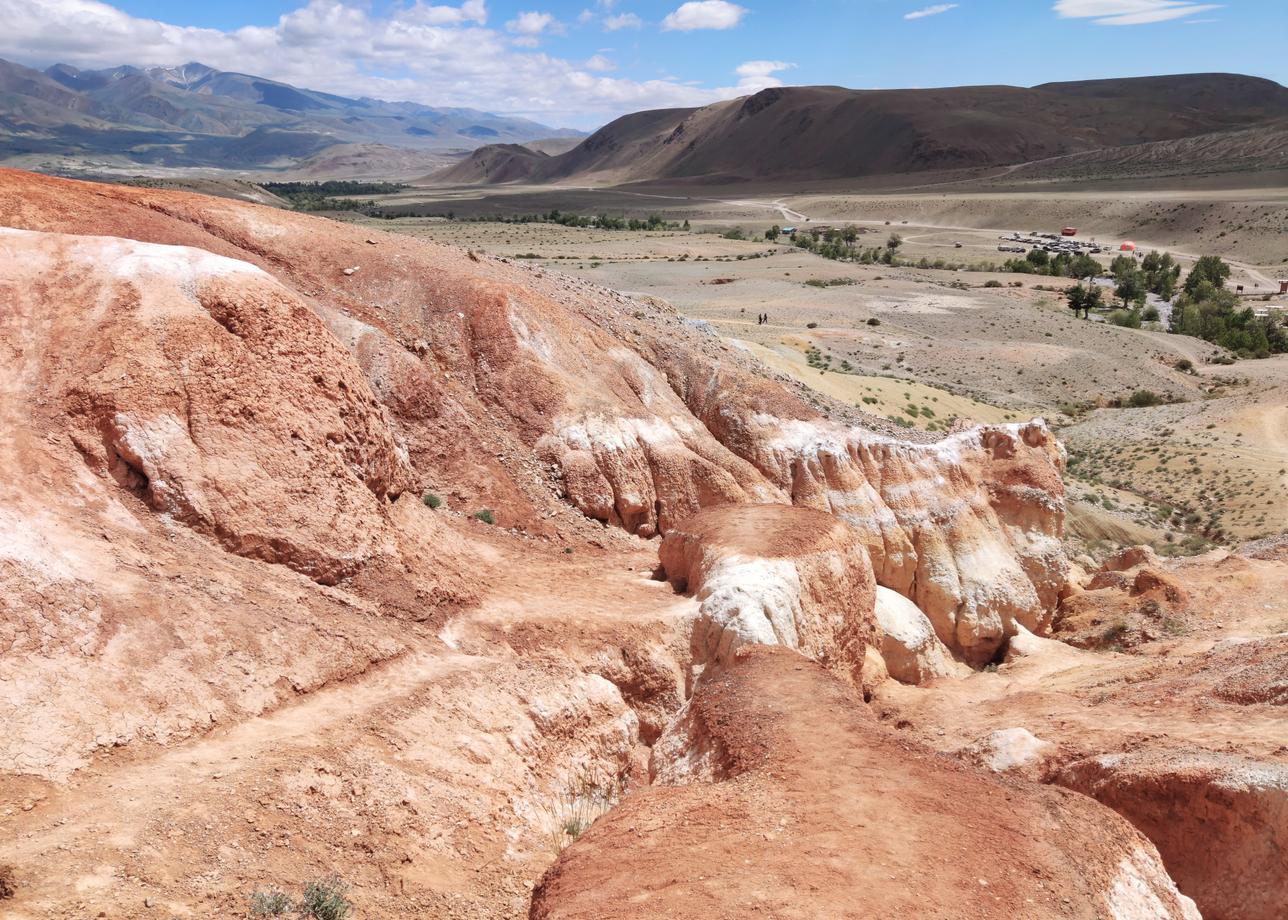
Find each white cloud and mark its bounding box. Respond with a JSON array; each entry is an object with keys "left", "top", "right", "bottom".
[
  {"left": 1052, "top": 0, "right": 1222, "bottom": 25},
  {"left": 602, "top": 11, "right": 643, "bottom": 29},
  {"left": 661, "top": 0, "right": 746, "bottom": 31},
  {"left": 506, "top": 10, "right": 559, "bottom": 34},
  {"left": 904, "top": 3, "right": 958, "bottom": 19},
  {"left": 0, "top": 0, "right": 775, "bottom": 127},
  {"left": 584, "top": 53, "right": 615, "bottom": 71},
  {"left": 734, "top": 60, "right": 792, "bottom": 78},
  {"left": 733, "top": 60, "right": 795, "bottom": 92}
]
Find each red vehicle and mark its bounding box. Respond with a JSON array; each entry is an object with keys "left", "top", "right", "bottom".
[{"left": 1061, "top": 227, "right": 1077, "bottom": 236}]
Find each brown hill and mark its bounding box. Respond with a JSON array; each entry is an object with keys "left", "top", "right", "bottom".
[
  {"left": 433, "top": 142, "right": 552, "bottom": 184},
  {"left": 426, "top": 73, "right": 1288, "bottom": 186}
]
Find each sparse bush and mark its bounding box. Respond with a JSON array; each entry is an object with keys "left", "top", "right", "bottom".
[
  {"left": 249, "top": 889, "right": 294, "bottom": 916},
  {"left": 1174, "top": 358, "right": 1194, "bottom": 372},
  {"left": 473, "top": 508, "right": 496, "bottom": 525},
  {"left": 422, "top": 492, "right": 442, "bottom": 509},
  {"left": 0, "top": 863, "right": 14, "bottom": 900},
  {"left": 1127, "top": 389, "right": 1163, "bottom": 408},
  {"left": 806, "top": 321, "right": 819, "bottom": 329},
  {"left": 540, "top": 765, "right": 624, "bottom": 855},
  {"left": 300, "top": 876, "right": 352, "bottom": 920},
  {"left": 983, "top": 279, "right": 1003, "bottom": 288},
  {"left": 866, "top": 317, "right": 881, "bottom": 326}
]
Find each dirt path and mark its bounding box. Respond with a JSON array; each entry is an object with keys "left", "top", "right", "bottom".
[
  {"left": 1, "top": 547, "right": 689, "bottom": 918},
  {"left": 5, "top": 649, "right": 481, "bottom": 871}
]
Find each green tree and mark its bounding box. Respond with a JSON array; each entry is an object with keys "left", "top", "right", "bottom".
[
  {"left": 1068, "top": 254, "right": 1102, "bottom": 283},
  {"left": 1184, "top": 255, "right": 1231, "bottom": 296},
  {"left": 1066, "top": 284, "right": 1103, "bottom": 319},
  {"left": 1115, "top": 270, "right": 1147, "bottom": 308},
  {"left": 1141, "top": 251, "right": 1181, "bottom": 299},
  {"left": 765, "top": 224, "right": 781, "bottom": 241},
  {"left": 1110, "top": 254, "right": 1138, "bottom": 277}
]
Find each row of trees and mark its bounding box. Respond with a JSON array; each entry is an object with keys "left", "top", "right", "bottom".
[
  {"left": 465, "top": 210, "right": 683, "bottom": 231},
  {"left": 1002, "top": 248, "right": 1101, "bottom": 280},
  {"left": 259, "top": 181, "right": 407, "bottom": 214},
  {"left": 786, "top": 227, "right": 906, "bottom": 264}
]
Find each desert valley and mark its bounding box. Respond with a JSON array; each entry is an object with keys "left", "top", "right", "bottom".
[{"left": 2, "top": 4, "right": 1288, "bottom": 918}]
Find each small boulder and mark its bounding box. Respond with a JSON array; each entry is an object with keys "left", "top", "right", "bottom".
[
  {"left": 873, "top": 587, "right": 967, "bottom": 685},
  {"left": 957, "top": 728, "right": 1056, "bottom": 779}
]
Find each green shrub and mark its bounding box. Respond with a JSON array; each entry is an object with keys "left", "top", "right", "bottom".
[
  {"left": 1128, "top": 389, "right": 1163, "bottom": 408},
  {"left": 301, "top": 876, "right": 352, "bottom": 920},
  {"left": 473, "top": 509, "right": 496, "bottom": 525},
  {"left": 249, "top": 889, "right": 294, "bottom": 916},
  {"left": 422, "top": 492, "right": 442, "bottom": 509}
]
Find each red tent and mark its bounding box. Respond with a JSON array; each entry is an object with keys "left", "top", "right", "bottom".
[{"left": 1119, "top": 241, "right": 1137, "bottom": 252}]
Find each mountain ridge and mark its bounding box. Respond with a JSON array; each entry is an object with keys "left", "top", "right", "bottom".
[
  {"left": 427, "top": 73, "right": 1288, "bottom": 186},
  {"left": 0, "top": 57, "right": 582, "bottom": 171}
]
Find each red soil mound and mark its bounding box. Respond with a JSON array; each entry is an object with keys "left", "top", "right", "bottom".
[{"left": 531, "top": 646, "right": 1199, "bottom": 920}]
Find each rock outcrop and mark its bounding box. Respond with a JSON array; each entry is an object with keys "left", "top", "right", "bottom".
[
  {"left": 3, "top": 228, "right": 413, "bottom": 585},
  {"left": 874, "top": 585, "right": 968, "bottom": 683},
  {"left": 658, "top": 504, "right": 876, "bottom": 685},
  {"left": 1055, "top": 545, "right": 1189, "bottom": 650}
]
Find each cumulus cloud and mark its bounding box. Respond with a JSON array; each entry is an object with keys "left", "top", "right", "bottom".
[
  {"left": 661, "top": 0, "right": 746, "bottom": 31},
  {"left": 0, "top": 0, "right": 772, "bottom": 126},
  {"left": 584, "top": 53, "right": 615, "bottom": 71},
  {"left": 1052, "top": 0, "right": 1222, "bottom": 25},
  {"left": 733, "top": 60, "right": 795, "bottom": 92},
  {"left": 506, "top": 10, "right": 558, "bottom": 34},
  {"left": 904, "top": 3, "right": 958, "bottom": 19},
  {"left": 602, "top": 11, "right": 644, "bottom": 29}
]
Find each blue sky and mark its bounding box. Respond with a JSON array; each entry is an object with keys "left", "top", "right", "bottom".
[{"left": 3, "top": 0, "right": 1284, "bottom": 127}]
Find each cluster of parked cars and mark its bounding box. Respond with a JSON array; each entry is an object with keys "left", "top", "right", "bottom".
[{"left": 996, "top": 231, "right": 1106, "bottom": 255}]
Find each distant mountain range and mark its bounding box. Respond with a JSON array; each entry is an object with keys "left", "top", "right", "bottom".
[
  {"left": 431, "top": 73, "right": 1288, "bottom": 186},
  {"left": 0, "top": 57, "right": 581, "bottom": 172}
]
